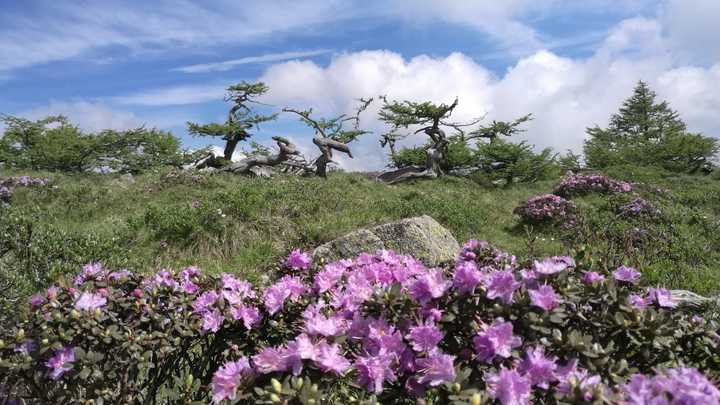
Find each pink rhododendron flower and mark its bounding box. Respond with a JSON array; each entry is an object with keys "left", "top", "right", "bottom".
[
  {"left": 409, "top": 269, "right": 451, "bottom": 304},
  {"left": 555, "top": 359, "right": 602, "bottom": 401},
  {"left": 582, "top": 271, "right": 605, "bottom": 285},
  {"left": 517, "top": 346, "right": 557, "bottom": 389},
  {"left": 46, "top": 286, "right": 59, "bottom": 300},
  {"left": 407, "top": 322, "right": 444, "bottom": 353},
  {"left": 315, "top": 341, "right": 350, "bottom": 375},
  {"left": 192, "top": 291, "right": 219, "bottom": 314},
  {"left": 202, "top": 309, "right": 224, "bottom": 332},
  {"left": 628, "top": 293, "right": 650, "bottom": 309},
  {"left": 415, "top": 352, "right": 456, "bottom": 386},
  {"left": 46, "top": 346, "right": 75, "bottom": 380},
  {"left": 648, "top": 288, "right": 677, "bottom": 308},
  {"left": 486, "top": 366, "right": 531, "bottom": 405},
  {"left": 263, "top": 276, "right": 308, "bottom": 315},
  {"left": 74, "top": 292, "right": 107, "bottom": 311},
  {"left": 485, "top": 270, "right": 521, "bottom": 304},
  {"left": 29, "top": 293, "right": 44, "bottom": 307},
  {"left": 108, "top": 269, "right": 132, "bottom": 282},
  {"left": 230, "top": 305, "right": 261, "bottom": 329},
  {"left": 355, "top": 353, "right": 397, "bottom": 393},
  {"left": 285, "top": 249, "right": 312, "bottom": 270},
  {"left": 74, "top": 262, "right": 105, "bottom": 285},
  {"left": 473, "top": 318, "right": 522, "bottom": 362},
  {"left": 533, "top": 256, "right": 572, "bottom": 275},
  {"left": 211, "top": 357, "right": 252, "bottom": 404},
  {"left": 529, "top": 284, "right": 562, "bottom": 311},
  {"left": 314, "top": 262, "right": 346, "bottom": 293},
  {"left": 452, "top": 260, "right": 484, "bottom": 295},
  {"left": 623, "top": 367, "right": 720, "bottom": 404},
  {"left": 252, "top": 347, "right": 288, "bottom": 374},
  {"left": 613, "top": 266, "right": 641, "bottom": 284}
]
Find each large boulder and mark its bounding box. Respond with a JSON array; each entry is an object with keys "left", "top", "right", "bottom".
[{"left": 313, "top": 215, "right": 460, "bottom": 267}]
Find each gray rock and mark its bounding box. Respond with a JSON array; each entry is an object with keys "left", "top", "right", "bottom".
[{"left": 313, "top": 215, "right": 460, "bottom": 267}]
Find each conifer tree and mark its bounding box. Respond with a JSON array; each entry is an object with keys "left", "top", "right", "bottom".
[
  {"left": 187, "top": 82, "right": 277, "bottom": 161},
  {"left": 585, "top": 81, "right": 717, "bottom": 171}
]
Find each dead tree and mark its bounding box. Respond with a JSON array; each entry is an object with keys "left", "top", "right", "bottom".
[
  {"left": 187, "top": 82, "right": 277, "bottom": 163},
  {"left": 223, "top": 136, "right": 303, "bottom": 176},
  {"left": 283, "top": 98, "right": 373, "bottom": 177}
]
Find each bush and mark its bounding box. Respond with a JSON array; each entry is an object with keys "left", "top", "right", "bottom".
[
  {"left": 0, "top": 115, "right": 183, "bottom": 173},
  {"left": 2, "top": 243, "right": 717, "bottom": 404},
  {"left": 474, "top": 140, "right": 557, "bottom": 184},
  {"left": 513, "top": 194, "right": 577, "bottom": 227},
  {"left": 553, "top": 173, "right": 632, "bottom": 198}
]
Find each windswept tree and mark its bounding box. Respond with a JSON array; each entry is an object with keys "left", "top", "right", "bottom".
[
  {"left": 585, "top": 81, "right": 718, "bottom": 172},
  {"left": 283, "top": 98, "right": 373, "bottom": 177},
  {"left": 223, "top": 136, "right": 304, "bottom": 176},
  {"left": 376, "top": 96, "right": 534, "bottom": 183},
  {"left": 187, "top": 82, "right": 277, "bottom": 162}
]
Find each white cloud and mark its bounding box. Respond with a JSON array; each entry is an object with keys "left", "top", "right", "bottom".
[
  {"left": 0, "top": 1, "right": 351, "bottom": 72},
  {"left": 112, "top": 84, "right": 227, "bottom": 106},
  {"left": 173, "top": 49, "right": 333, "bottom": 73},
  {"left": 259, "top": 16, "right": 720, "bottom": 171},
  {"left": 21, "top": 101, "right": 142, "bottom": 133}
]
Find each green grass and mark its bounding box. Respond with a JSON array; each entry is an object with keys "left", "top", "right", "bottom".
[{"left": 2, "top": 167, "right": 720, "bottom": 298}]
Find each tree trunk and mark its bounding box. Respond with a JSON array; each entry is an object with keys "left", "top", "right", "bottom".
[{"left": 223, "top": 137, "right": 239, "bottom": 161}]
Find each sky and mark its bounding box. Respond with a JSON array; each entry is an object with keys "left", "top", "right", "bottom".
[{"left": 1, "top": 0, "right": 719, "bottom": 171}]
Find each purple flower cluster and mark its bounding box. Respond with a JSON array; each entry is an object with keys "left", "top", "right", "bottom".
[
  {"left": 553, "top": 173, "right": 632, "bottom": 198},
  {"left": 619, "top": 197, "right": 659, "bottom": 218},
  {"left": 0, "top": 176, "right": 51, "bottom": 204},
  {"left": 16, "top": 243, "right": 715, "bottom": 404},
  {"left": 513, "top": 194, "right": 577, "bottom": 225},
  {"left": 191, "top": 272, "right": 261, "bottom": 333},
  {"left": 623, "top": 367, "right": 720, "bottom": 404},
  {"left": 285, "top": 249, "right": 312, "bottom": 271}
]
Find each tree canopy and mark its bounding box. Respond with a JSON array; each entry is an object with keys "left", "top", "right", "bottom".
[
  {"left": 584, "top": 81, "right": 718, "bottom": 172},
  {"left": 187, "top": 81, "right": 277, "bottom": 161},
  {"left": 0, "top": 115, "right": 183, "bottom": 173}
]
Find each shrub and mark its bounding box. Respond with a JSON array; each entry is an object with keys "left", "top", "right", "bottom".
[
  {"left": 513, "top": 194, "right": 577, "bottom": 227},
  {"left": 474, "top": 139, "right": 558, "bottom": 184},
  {"left": 553, "top": 173, "right": 632, "bottom": 198},
  {"left": 0, "top": 115, "right": 183, "bottom": 173},
  {"left": 2, "top": 243, "right": 717, "bottom": 404}
]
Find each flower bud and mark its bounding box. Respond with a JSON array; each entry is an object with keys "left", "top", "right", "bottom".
[
  {"left": 269, "top": 393, "right": 281, "bottom": 404},
  {"left": 15, "top": 329, "right": 25, "bottom": 341},
  {"left": 271, "top": 378, "right": 282, "bottom": 394},
  {"left": 470, "top": 393, "right": 482, "bottom": 405},
  {"left": 41, "top": 338, "right": 49, "bottom": 345},
  {"left": 291, "top": 378, "right": 303, "bottom": 390},
  {"left": 70, "top": 309, "right": 80, "bottom": 319},
  {"left": 0, "top": 339, "right": 5, "bottom": 349},
  {"left": 310, "top": 384, "right": 319, "bottom": 394},
  {"left": 451, "top": 383, "right": 461, "bottom": 393}
]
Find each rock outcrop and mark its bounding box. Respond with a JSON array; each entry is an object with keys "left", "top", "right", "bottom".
[{"left": 313, "top": 215, "right": 459, "bottom": 267}]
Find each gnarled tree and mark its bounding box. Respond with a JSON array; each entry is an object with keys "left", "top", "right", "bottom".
[
  {"left": 187, "top": 82, "right": 277, "bottom": 163},
  {"left": 223, "top": 136, "right": 305, "bottom": 176},
  {"left": 283, "top": 98, "right": 373, "bottom": 177},
  {"left": 376, "top": 97, "right": 465, "bottom": 183},
  {"left": 377, "top": 96, "right": 534, "bottom": 183}
]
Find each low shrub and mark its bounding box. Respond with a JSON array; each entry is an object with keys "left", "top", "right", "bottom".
[
  {"left": 553, "top": 174, "right": 632, "bottom": 198},
  {"left": 2, "top": 242, "right": 718, "bottom": 404},
  {"left": 513, "top": 194, "right": 577, "bottom": 227}
]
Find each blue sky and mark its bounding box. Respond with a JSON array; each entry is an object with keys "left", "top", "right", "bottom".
[{"left": 2, "top": 0, "right": 719, "bottom": 170}]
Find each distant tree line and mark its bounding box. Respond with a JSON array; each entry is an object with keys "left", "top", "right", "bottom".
[{"left": 1, "top": 80, "right": 716, "bottom": 179}]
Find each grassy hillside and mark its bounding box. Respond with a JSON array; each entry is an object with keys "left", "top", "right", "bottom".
[{"left": 2, "top": 167, "right": 720, "bottom": 301}]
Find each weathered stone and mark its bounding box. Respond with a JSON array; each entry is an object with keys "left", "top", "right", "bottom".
[
  {"left": 670, "top": 289, "right": 719, "bottom": 309},
  {"left": 313, "top": 215, "right": 460, "bottom": 267}
]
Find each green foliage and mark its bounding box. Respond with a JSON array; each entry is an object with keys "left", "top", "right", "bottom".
[
  {"left": 0, "top": 115, "right": 183, "bottom": 173},
  {"left": 187, "top": 81, "right": 277, "bottom": 161},
  {"left": 584, "top": 81, "right": 718, "bottom": 172},
  {"left": 474, "top": 139, "right": 557, "bottom": 183}
]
